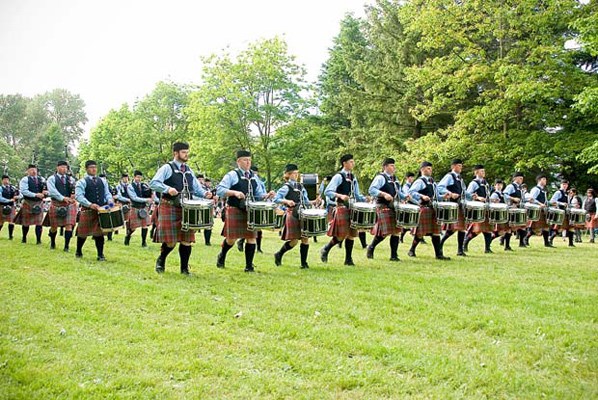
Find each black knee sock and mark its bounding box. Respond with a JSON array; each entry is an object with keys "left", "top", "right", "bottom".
[
  {"left": 518, "top": 229, "right": 526, "bottom": 245},
  {"left": 390, "top": 235, "right": 400, "bottom": 258},
  {"left": 457, "top": 231, "right": 466, "bottom": 252},
  {"left": 323, "top": 237, "right": 339, "bottom": 253},
  {"left": 483, "top": 232, "right": 493, "bottom": 251},
  {"left": 542, "top": 230, "right": 550, "bottom": 245},
  {"left": 159, "top": 242, "right": 175, "bottom": 263},
  {"left": 141, "top": 228, "right": 148, "bottom": 244},
  {"left": 400, "top": 230, "right": 407, "bottom": 241},
  {"left": 150, "top": 224, "right": 156, "bottom": 239},
  {"left": 440, "top": 230, "right": 454, "bottom": 246},
  {"left": 369, "top": 235, "right": 385, "bottom": 249},
  {"left": 504, "top": 233, "right": 511, "bottom": 248},
  {"left": 94, "top": 236, "right": 105, "bottom": 257},
  {"left": 179, "top": 244, "right": 192, "bottom": 271},
  {"left": 8, "top": 224, "right": 14, "bottom": 238},
  {"left": 359, "top": 231, "right": 367, "bottom": 248},
  {"left": 245, "top": 243, "right": 256, "bottom": 268},
  {"left": 278, "top": 241, "right": 294, "bottom": 255},
  {"left": 432, "top": 235, "right": 443, "bottom": 257},
  {"left": 106, "top": 232, "right": 113, "bottom": 241},
  {"left": 221, "top": 239, "right": 233, "bottom": 256},
  {"left": 256, "top": 230, "right": 263, "bottom": 250},
  {"left": 76, "top": 237, "right": 86, "bottom": 253},
  {"left": 344, "top": 238, "right": 354, "bottom": 262},
  {"left": 22, "top": 226, "right": 29, "bottom": 241},
  {"left": 49, "top": 230, "right": 57, "bottom": 246},
  {"left": 35, "top": 225, "right": 42, "bottom": 242},
  {"left": 64, "top": 230, "right": 72, "bottom": 248},
  {"left": 567, "top": 231, "right": 574, "bottom": 246},
  {"left": 300, "top": 243, "right": 309, "bottom": 265},
  {"left": 409, "top": 236, "right": 422, "bottom": 253},
  {"left": 204, "top": 229, "right": 212, "bottom": 244}
]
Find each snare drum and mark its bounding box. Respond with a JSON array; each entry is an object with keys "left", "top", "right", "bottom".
[
  {"left": 568, "top": 208, "right": 587, "bottom": 226},
  {"left": 524, "top": 203, "right": 541, "bottom": 222},
  {"left": 435, "top": 202, "right": 459, "bottom": 224},
  {"left": 396, "top": 203, "right": 421, "bottom": 228},
  {"left": 300, "top": 208, "right": 328, "bottom": 236},
  {"left": 181, "top": 199, "right": 214, "bottom": 231},
  {"left": 247, "top": 201, "right": 278, "bottom": 230},
  {"left": 350, "top": 202, "right": 377, "bottom": 229},
  {"left": 508, "top": 208, "right": 527, "bottom": 226},
  {"left": 98, "top": 205, "right": 125, "bottom": 233},
  {"left": 546, "top": 207, "right": 565, "bottom": 226},
  {"left": 465, "top": 201, "right": 486, "bottom": 223},
  {"left": 488, "top": 203, "right": 509, "bottom": 224}
]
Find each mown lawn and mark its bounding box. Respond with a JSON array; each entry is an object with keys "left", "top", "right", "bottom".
[{"left": 1, "top": 222, "right": 597, "bottom": 399}]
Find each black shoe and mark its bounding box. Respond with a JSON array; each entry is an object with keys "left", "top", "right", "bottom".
[
  {"left": 216, "top": 252, "right": 225, "bottom": 268},
  {"left": 568, "top": 244, "right": 575, "bottom": 248},
  {"left": 485, "top": 248, "right": 493, "bottom": 254},
  {"left": 436, "top": 255, "right": 451, "bottom": 260},
  {"left": 21, "top": 238, "right": 26, "bottom": 243},
  {"left": 50, "top": 243, "right": 56, "bottom": 250},
  {"left": 141, "top": 242, "right": 147, "bottom": 248},
  {"left": 181, "top": 269, "right": 191, "bottom": 275},
  {"left": 300, "top": 263, "right": 309, "bottom": 269},
  {"left": 320, "top": 248, "right": 328, "bottom": 263},
  {"left": 257, "top": 248, "right": 263, "bottom": 254},
  {"left": 389, "top": 256, "right": 400, "bottom": 262},
  {"left": 97, "top": 256, "right": 106, "bottom": 261},
  {"left": 545, "top": 243, "right": 555, "bottom": 248},
  {"left": 63, "top": 247, "right": 69, "bottom": 252},
  {"left": 366, "top": 246, "right": 374, "bottom": 259},
  {"left": 519, "top": 243, "right": 527, "bottom": 248},
  {"left": 237, "top": 241, "right": 244, "bottom": 252},
  {"left": 75, "top": 252, "right": 83, "bottom": 258},
  {"left": 244, "top": 265, "right": 255, "bottom": 272},
  {"left": 274, "top": 252, "right": 282, "bottom": 266},
  {"left": 407, "top": 250, "right": 416, "bottom": 257},
  {"left": 8, "top": 236, "right": 13, "bottom": 240},
  {"left": 344, "top": 259, "right": 355, "bottom": 266},
  {"left": 205, "top": 242, "right": 211, "bottom": 246},
  {"left": 499, "top": 237, "right": 505, "bottom": 246},
  {"left": 463, "top": 241, "right": 469, "bottom": 252},
  {"left": 457, "top": 251, "right": 467, "bottom": 257},
  {"left": 504, "top": 246, "right": 514, "bottom": 251},
  {"left": 155, "top": 257, "right": 165, "bottom": 273},
  {"left": 36, "top": 240, "right": 42, "bottom": 245},
  {"left": 590, "top": 239, "right": 595, "bottom": 243},
  {"left": 124, "top": 236, "right": 130, "bottom": 246},
  {"left": 420, "top": 238, "right": 427, "bottom": 245}
]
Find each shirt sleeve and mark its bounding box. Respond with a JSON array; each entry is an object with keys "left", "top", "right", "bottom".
[
  {"left": 216, "top": 171, "right": 237, "bottom": 198},
  {"left": 437, "top": 174, "right": 452, "bottom": 196},
  {"left": 253, "top": 177, "right": 267, "bottom": 200},
  {"left": 274, "top": 184, "right": 290, "bottom": 204},
  {"left": 149, "top": 164, "right": 174, "bottom": 194},
  {"left": 368, "top": 175, "right": 385, "bottom": 197},
  {"left": 0, "top": 190, "right": 10, "bottom": 204},
  {"left": 103, "top": 180, "right": 112, "bottom": 206},
  {"left": 466, "top": 181, "right": 478, "bottom": 196},
  {"left": 46, "top": 176, "right": 64, "bottom": 202},
  {"left": 549, "top": 191, "right": 564, "bottom": 206},
  {"left": 324, "top": 174, "right": 342, "bottom": 201},
  {"left": 20, "top": 177, "right": 36, "bottom": 198},
  {"left": 353, "top": 179, "right": 366, "bottom": 202},
  {"left": 127, "top": 184, "right": 145, "bottom": 203},
  {"left": 75, "top": 179, "right": 91, "bottom": 208},
  {"left": 529, "top": 187, "right": 541, "bottom": 203},
  {"left": 408, "top": 179, "right": 424, "bottom": 203}
]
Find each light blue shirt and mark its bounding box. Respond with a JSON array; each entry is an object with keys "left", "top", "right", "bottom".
[
  {"left": 150, "top": 160, "right": 208, "bottom": 198},
  {"left": 19, "top": 175, "right": 45, "bottom": 199},
  {"left": 408, "top": 176, "right": 440, "bottom": 204},
  {"left": 529, "top": 185, "right": 548, "bottom": 205},
  {"left": 46, "top": 174, "right": 72, "bottom": 202},
  {"left": 75, "top": 174, "right": 113, "bottom": 208},
  {"left": 490, "top": 190, "right": 505, "bottom": 203},
  {"left": 466, "top": 178, "right": 490, "bottom": 200},
  {"left": 127, "top": 182, "right": 152, "bottom": 204},
  {"left": 324, "top": 170, "right": 366, "bottom": 203},
  {"left": 216, "top": 168, "right": 267, "bottom": 200},
  {"left": 550, "top": 190, "right": 568, "bottom": 207},
  {"left": 401, "top": 182, "right": 412, "bottom": 196},
  {"left": 0, "top": 184, "right": 21, "bottom": 204},
  {"left": 438, "top": 172, "right": 471, "bottom": 200},
  {"left": 368, "top": 173, "right": 407, "bottom": 200},
  {"left": 274, "top": 180, "right": 310, "bottom": 205},
  {"left": 115, "top": 182, "right": 131, "bottom": 203},
  {"left": 503, "top": 182, "right": 522, "bottom": 204}
]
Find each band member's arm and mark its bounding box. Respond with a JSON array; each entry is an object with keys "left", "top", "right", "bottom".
[
  {"left": 102, "top": 180, "right": 114, "bottom": 206},
  {"left": 368, "top": 175, "right": 392, "bottom": 201},
  {"left": 190, "top": 176, "right": 212, "bottom": 199},
  {"left": 302, "top": 188, "right": 311, "bottom": 205},
  {"left": 466, "top": 181, "right": 480, "bottom": 201},
  {"left": 528, "top": 187, "right": 541, "bottom": 204},
  {"left": 408, "top": 179, "right": 426, "bottom": 204},
  {"left": 352, "top": 179, "right": 366, "bottom": 202},
  {"left": 549, "top": 191, "right": 565, "bottom": 207},
  {"left": 20, "top": 177, "right": 38, "bottom": 199},
  {"left": 216, "top": 171, "right": 240, "bottom": 198},
  {"left": 75, "top": 179, "right": 92, "bottom": 208},
  {"left": 489, "top": 192, "right": 500, "bottom": 203},
  {"left": 46, "top": 176, "right": 65, "bottom": 202},
  {"left": 149, "top": 164, "right": 174, "bottom": 195},
  {"left": 0, "top": 191, "right": 10, "bottom": 203},
  {"left": 115, "top": 185, "right": 131, "bottom": 203},
  {"left": 324, "top": 174, "right": 344, "bottom": 202},
  {"left": 273, "top": 185, "right": 291, "bottom": 206},
  {"left": 127, "top": 184, "right": 149, "bottom": 203},
  {"left": 437, "top": 174, "right": 455, "bottom": 200}
]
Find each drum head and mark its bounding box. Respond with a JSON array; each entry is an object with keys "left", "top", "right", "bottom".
[
  {"left": 398, "top": 204, "right": 420, "bottom": 212},
  {"left": 352, "top": 202, "right": 375, "bottom": 210},
  {"left": 248, "top": 201, "right": 276, "bottom": 209},
  {"left": 467, "top": 201, "right": 486, "bottom": 209},
  {"left": 301, "top": 209, "right": 327, "bottom": 217}
]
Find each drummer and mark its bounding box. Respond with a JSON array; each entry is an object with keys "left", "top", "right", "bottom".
[
  {"left": 438, "top": 159, "right": 471, "bottom": 257},
  {"left": 321, "top": 154, "right": 367, "bottom": 266},
  {"left": 74, "top": 160, "right": 113, "bottom": 261},
  {"left": 504, "top": 172, "right": 527, "bottom": 248},
  {"left": 150, "top": 142, "right": 213, "bottom": 275},
  {"left": 15, "top": 164, "right": 48, "bottom": 245},
  {"left": 463, "top": 164, "right": 494, "bottom": 254},
  {"left": 525, "top": 174, "right": 553, "bottom": 247},
  {"left": 273, "top": 163, "right": 313, "bottom": 269},
  {"left": 367, "top": 157, "right": 409, "bottom": 262},
  {"left": 583, "top": 188, "right": 597, "bottom": 243},
  {"left": 44, "top": 161, "right": 77, "bottom": 251},
  {"left": 237, "top": 165, "right": 266, "bottom": 254},
  {"left": 407, "top": 161, "right": 450, "bottom": 260},
  {"left": 400, "top": 172, "right": 416, "bottom": 244},
  {"left": 125, "top": 170, "right": 153, "bottom": 247},
  {"left": 215, "top": 150, "right": 274, "bottom": 272},
  {"left": 489, "top": 179, "right": 514, "bottom": 251},
  {"left": 0, "top": 174, "right": 20, "bottom": 240},
  {"left": 549, "top": 179, "right": 574, "bottom": 247}
]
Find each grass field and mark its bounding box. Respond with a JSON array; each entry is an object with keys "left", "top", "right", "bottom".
[{"left": 1, "top": 221, "right": 597, "bottom": 399}]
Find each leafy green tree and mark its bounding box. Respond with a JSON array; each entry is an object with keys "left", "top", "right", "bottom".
[{"left": 34, "top": 124, "right": 67, "bottom": 177}]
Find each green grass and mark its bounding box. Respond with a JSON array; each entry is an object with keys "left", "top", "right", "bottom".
[{"left": 1, "top": 222, "right": 597, "bottom": 399}]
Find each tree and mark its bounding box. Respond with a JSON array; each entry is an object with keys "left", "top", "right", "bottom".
[{"left": 34, "top": 124, "right": 67, "bottom": 177}]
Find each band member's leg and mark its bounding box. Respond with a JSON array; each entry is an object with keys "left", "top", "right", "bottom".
[
  {"left": 21, "top": 225, "right": 29, "bottom": 243},
  {"left": 49, "top": 227, "right": 58, "bottom": 249},
  {"left": 76, "top": 237, "right": 86, "bottom": 257},
  {"left": 366, "top": 235, "right": 386, "bottom": 259},
  {"left": 244, "top": 238, "right": 257, "bottom": 272},
  {"left": 141, "top": 228, "right": 149, "bottom": 247},
  {"left": 389, "top": 234, "right": 400, "bottom": 261},
  {"left": 179, "top": 241, "right": 193, "bottom": 274},
  {"left": 256, "top": 230, "right": 263, "bottom": 253},
  {"left": 35, "top": 225, "right": 43, "bottom": 244},
  {"left": 204, "top": 228, "right": 212, "bottom": 246},
  {"left": 320, "top": 237, "right": 340, "bottom": 263},
  {"left": 64, "top": 226, "right": 73, "bottom": 251},
  {"left": 93, "top": 235, "right": 106, "bottom": 261},
  {"left": 156, "top": 242, "right": 176, "bottom": 273},
  {"left": 216, "top": 238, "right": 235, "bottom": 268},
  {"left": 358, "top": 231, "right": 367, "bottom": 248},
  {"left": 8, "top": 223, "right": 14, "bottom": 239},
  {"left": 274, "top": 239, "right": 297, "bottom": 266},
  {"left": 344, "top": 236, "right": 355, "bottom": 265},
  {"left": 483, "top": 232, "right": 493, "bottom": 253}
]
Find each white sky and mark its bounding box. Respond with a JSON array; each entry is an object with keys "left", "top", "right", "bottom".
[{"left": 0, "top": 0, "right": 372, "bottom": 135}]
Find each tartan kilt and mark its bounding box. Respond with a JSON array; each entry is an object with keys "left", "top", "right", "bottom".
[
  {"left": 413, "top": 206, "right": 440, "bottom": 237},
  {"left": 528, "top": 210, "right": 548, "bottom": 234},
  {"left": 469, "top": 216, "right": 492, "bottom": 234},
  {"left": 327, "top": 206, "right": 357, "bottom": 239},
  {"left": 150, "top": 203, "right": 159, "bottom": 225},
  {"left": 371, "top": 206, "right": 401, "bottom": 237},
  {"left": 553, "top": 215, "right": 573, "bottom": 232},
  {"left": 281, "top": 208, "right": 303, "bottom": 241},
  {"left": 586, "top": 213, "right": 598, "bottom": 229},
  {"left": 43, "top": 200, "right": 77, "bottom": 228},
  {"left": 443, "top": 207, "right": 466, "bottom": 232},
  {"left": 494, "top": 223, "right": 511, "bottom": 236},
  {"left": 0, "top": 205, "right": 16, "bottom": 224},
  {"left": 153, "top": 202, "right": 195, "bottom": 244},
  {"left": 76, "top": 209, "right": 104, "bottom": 237},
  {"left": 127, "top": 206, "right": 151, "bottom": 230},
  {"left": 221, "top": 206, "right": 257, "bottom": 240},
  {"left": 14, "top": 200, "right": 44, "bottom": 226}
]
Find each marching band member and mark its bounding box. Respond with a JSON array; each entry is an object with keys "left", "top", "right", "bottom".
[
  {"left": 569, "top": 188, "right": 583, "bottom": 243},
  {"left": 149, "top": 190, "right": 161, "bottom": 241},
  {"left": 504, "top": 172, "right": 527, "bottom": 247},
  {"left": 549, "top": 179, "right": 574, "bottom": 247},
  {"left": 15, "top": 164, "right": 48, "bottom": 244},
  {"left": 583, "top": 188, "right": 597, "bottom": 243},
  {"left": 525, "top": 174, "right": 553, "bottom": 247},
  {"left": 367, "top": 158, "right": 408, "bottom": 262},
  {"left": 463, "top": 165, "right": 494, "bottom": 253},
  {"left": 0, "top": 174, "right": 20, "bottom": 240},
  {"left": 273, "top": 164, "right": 312, "bottom": 269},
  {"left": 489, "top": 179, "right": 513, "bottom": 251},
  {"left": 321, "top": 154, "right": 366, "bottom": 266},
  {"left": 237, "top": 165, "right": 266, "bottom": 253},
  {"left": 125, "top": 170, "right": 153, "bottom": 247},
  {"left": 74, "top": 160, "right": 113, "bottom": 261},
  {"left": 216, "top": 150, "right": 273, "bottom": 272},
  {"left": 438, "top": 159, "right": 471, "bottom": 256},
  {"left": 44, "top": 161, "right": 77, "bottom": 251},
  {"left": 400, "top": 172, "right": 417, "bottom": 244},
  {"left": 407, "top": 161, "right": 450, "bottom": 260},
  {"left": 201, "top": 177, "right": 216, "bottom": 246},
  {"left": 150, "top": 142, "right": 212, "bottom": 275}
]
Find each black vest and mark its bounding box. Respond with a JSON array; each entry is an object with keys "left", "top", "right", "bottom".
[
  {"left": 334, "top": 171, "right": 354, "bottom": 207},
  {"left": 284, "top": 182, "right": 303, "bottom": 204},
  {"left": 119, "top": 182, "right": 130, "bottom": 199},
  {"left": 163, "top": 163, "right": 195, "bottom": 200},
  {"left": 534, "top": 186, "right": 547, "bottom": 204},
  {"left": 2, "top": 185, "right": 17, "bottom": 206},
  {"left": 509, "top": 182, "right": 522, "bottom": 200},
  {"left": 26, "top": 176, "right": 44, "bottom": 200},
  {"left": 53, "top": 174, "right": 71, "bottom": 198},
  {"left": 375, "top": 173, "right": 397, "bottom": 206},
  {"left": 227, "top": 169, "right": 258, "bottom": 208},
  {"left": 131, "top": 182, "right": 152, "bottom": 207},
  {"left": 495, "top": 191, "right": 506, "bottom": 204},
  {"left": 446, "top": 172, "right": 463, "bottom": 203},
  {"left": 84, "top": 177, "right": 107, "bottom": 206},
  {"left": 556, "top": 189, "right": 568, "bottom": 210},
  {"left": 585, "top": 198, "right": 597, "bottom": 213},
  {"left": 417, "top": 176, "right": 435, "bottom": 206},
  {"left": 473, "top": 178, "right": 488, "bottom": 198}
]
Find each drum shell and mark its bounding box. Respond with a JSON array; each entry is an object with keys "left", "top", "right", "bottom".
[
  {"left": 181, "top": 199, "right": 214, "bottom": 231},
  {"left": 465, "top": 201, "right": 486, "bottom": 223},
  {"left": 247, "top": 201, "right": 277, "bottom": 230},
  {"left": 488, "top": 204, "right": 509, "bottom": 224},
  {"left": 349, "top": 202, "right": 377, "bottom": 229},
  {"left": 435, "top": 202, "right": 458, "bottom": 224},
  {"left": 508, "top": 208, "right": 527, "bottom": 226},
  {"left": 98, "top": 206, "right": 125, "bottom": 232},
  {"left": 524, "top": 203, "right": 541, "bottom": 222},
  {"left": 300, "top": 174, "right": 319, "bottom": 201},
  {"left": 300, "top": 208, "right": 328, "bottom": 236},
  {"left": 396, "top": 204, "right": 420, "bottom": 228},
  {"left": 546, "top": 207, "right": 565, "bottom": 226},
  {"left": 568, "top": 209, "right": 586, "bottom": 225}
]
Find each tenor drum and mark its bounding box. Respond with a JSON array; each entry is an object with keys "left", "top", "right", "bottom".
[
  {"left": 508, "top": 208, "right": 527, "bottom": 226},
  {"left": 300, "top": 173, "right": 319, "bottom": 201},
  {"left": 546, "top": 207, "right": 565, "bottom": 226},
  {"left": 435, "top": 202, "right": 459, "bottom": 224},
  {"left": 396, "top": 203, "right": 420, "bottom": 228},
  {"left": 488, "top": 203, "right": 509, "bottom": 224},
  {"left": 524, "top": 203, "right": 541, "bottom": 222},
  {"left": 247, "top": 201, "right": 277, "bottom": 230},
  {"left": 98, "top": 205, "right": 125, "bottom": 233},
  {"left": 181, "top": 199, "right": 214, "bottom": 231},
  {"left": 568, "top": 208, "right": 587, "bottom": 226},
  {"left": 465, "top": 201, "right": 486, "bottom": 223},
  {"left": 300, "top": 208, "right": 328, "bottom": 236},
  {"left": 350, "top": 202, "right": 377, "bottom": 229}
]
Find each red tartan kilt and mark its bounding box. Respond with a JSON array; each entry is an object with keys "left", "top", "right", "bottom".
[
  {"left": 371, "top": 206, "right": 401, "bottom": 237},
  {"left": 443, "top": 207, "right": 466, "bottom": 231},
  {"left": 281, "top": 208, "right": 303, "bottom": 240},
  {"left": 43, "top": 201, "right": 77, "bottom": 227},
  {"left": 76, "top": 209, "right": 104, "bottom": 237},
  {"left": 14, "top": 200, "right": 44, "bottom": 226},
  {"left": 494, "top": 223, "right": 511, "bottom": 236},
  {"left": 586, "top": 213, "right": 598, "bottom": 229},
  {"left": 127, "top": 206, "right": 150, "bottom": 230},
  {"left": 0, "top": 206, "right": 16, "bottom": 224},
  {"left": 327, "top": 206, "right": 357, "bottom": 239},
  {"left": 221, "top": 206, "right": 257, "bottom": 240},
  {"left": 528, "top": 211, "right": 548, "bottom": 234},
  {"left": 413, "top": 206, "right": 440, "bottom": 237},
  {"left": 150, "top": 204, "right": 159, "bottom": 224},
  {"left": 153, "top": 203, "right": 195, "bottom": 243},
  {"left": 469, "top": 216, "right": 492, "bottom": 234}
]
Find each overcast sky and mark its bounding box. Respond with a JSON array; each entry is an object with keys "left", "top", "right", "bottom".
[{"left": 0, "top": 0, "right": 372, "bottom": 135}]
